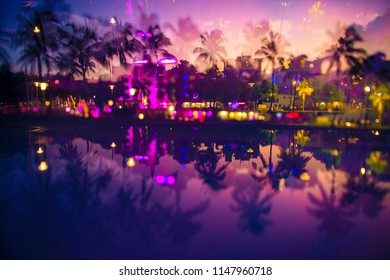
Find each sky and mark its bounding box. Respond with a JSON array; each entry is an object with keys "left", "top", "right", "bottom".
[{"left": 2, "top": 0, "right": 390, "bottom": 66}]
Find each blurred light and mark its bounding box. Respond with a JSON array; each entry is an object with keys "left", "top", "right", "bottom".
[
  {"left": 110, "top": 17, "right": 116, "bottom": 24},
  {"left": 300, "top": 172, "right": 310, "bottom": 181},
  {"left": 134, "top": 59, "right": 148, "bottom": 64},
  {"left": 138, "top": 113, "right": 145, "bottom": 120},
  {"left": 345, "top": 122, "right": 352, "bottom": 127},
  {"left": 168, "top": 105, "right": 175, "bottom": 112},
  {"left": 65, "top": 107, "right": 71, "bottom": 113},
  {"left": 287, "top": 112, "right": 299, "bottom": 119},
  {"left": 158, "top": 58, "right": 178, "bottom": 65},
  {"left": 38, "top": 161, "right": 48, "bottom": 171},
  {"left": 54, "top": 79, "right": 59, "bottom": 85},
  {"left": 108, "top": 100, "right": 114, "bottom": 106},
  {"left": 33, "top": 26, "right": 40, "bottom": 33},
  {"left": 44, "top": 101, "right": 50, "bottom": 106},
  {"left": 155, "top": 175, "right": 176, "bottom": 185},
  {"left": 331, "top": 149, "right": 339, "bottom": 157},
  {"left": 130, "top": 88, "right": 136, "bottom": 96},
  {"left": 127, "top": 157, "right": 136, "bottom": 167},
  {"left": 40, "top": 82, "right": 48, "bottom": 91},
  {"left": 364, "top": 86, "right": 370, "bottom": 93},
  {"left": 360, "top": 167, "right": 366, "bottom": 175},
  {"left": 37, "top": 147, "right": 44, "bottom": 154},
  {"left": 374, "top": 131, "right": 380, "bottom": 136},
  {"left": 110, "top": 142, "right": 117, "bottom": 148},
  {"left": 109, "top": 85, "right": 115, "bottom": 90}
]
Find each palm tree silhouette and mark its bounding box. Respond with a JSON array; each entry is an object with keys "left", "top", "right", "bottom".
[
  {"left": 230, "top": 185, "right": 274, "bottom": 235},
  {"left": 56, "top": 21, "right": 99, "bottom": 80},
  {"left": 15, "top": 8, "right": 58, "bottom": 79},
  {"left": 193, "top": 29, "right": 227, "bottom": 71},
  {"left": 194, "top": 146, "right": 230, "bottom": 191},
  {"left": 307, "top": 183, "right": 356, "bottom": 237},
  {"left": 341, "top": 175, "right": 389, "bottom": 219},
  {"left": 255, "top": 31, "right": 291, "bottom": 110}
]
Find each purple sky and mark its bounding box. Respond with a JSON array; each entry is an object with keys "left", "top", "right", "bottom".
[
  {"left": 2, "top": 0, "right": 390, "bottom": 66},
  {"left": 60, "top": 1, "right": 390, "bottom": 59}
]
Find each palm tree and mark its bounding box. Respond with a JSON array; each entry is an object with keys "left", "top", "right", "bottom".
[
  {"left": 282, "top": 54, "right": 314, "bottom": 110},
  {"left": 255, "top": 31, "right": 291, "bottom": 110},
  {"left": 307, "top": 183, "right": 356, "bottom": 237},
  {"left": 193, "top": 29, "right": 227, "bottom": 71},
  {"left": 230, "top": 185, "right": 274, "bottom": 235},
  {"left": 296, "top": 78, "right": 314, "bottom": 110},
  {"left": 324, "top": 24, "right": 367, "bottom": 107},
  {"left": 56, "top": 22, "right": 99, "bottom": 80},
  {"left": 194, "top": 147, "right": 230, "bottom": 191},
  {"left": 14, "top": 8, "right": 59, "bottom": 79}
]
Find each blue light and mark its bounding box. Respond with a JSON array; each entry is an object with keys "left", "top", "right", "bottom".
[
  {"left": 181, "top": 155, "right": 187, "bottom": 162},
  {"left": 272, "top": 77, "right": 276, "bottom": 83},
  {"left": 181, "top": 147, "right": 186, "bottom": 153},
  {"left": 183, "top": 74, "right": 189, "bottom": 80},
  {"left": 269, "top": 165, "right": 273, "bottom": 172},
  {"left": 183, "top": 83, "right": 188, "bottom": 89},
  {"left": 292, "top": 167, "right": 297, "bottom": 174},
  {"left": 183, "top": 91, "right": 188, "bottom": 97}
]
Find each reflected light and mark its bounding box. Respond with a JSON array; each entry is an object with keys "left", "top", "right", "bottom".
[
  {"left": 38, "top": 161, "right": 48, "bottom": 171},
  {"left": 127, "top": 157, "right": 136, "bottom": 167},
  {"left": 155, "top": 175, "right": 176, "bottom": 185},
  {"left": 37, "top": 147, "right": 44, "bottom": 154}
]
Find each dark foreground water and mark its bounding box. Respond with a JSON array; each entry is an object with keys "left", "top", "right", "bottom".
[{"left": 0, "top": 123, "right": 389, "bottom": 260}]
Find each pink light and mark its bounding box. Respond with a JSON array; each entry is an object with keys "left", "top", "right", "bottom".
[
  {"left": 155, "top": 175, "right": 176, "bottom": 185},
  {"left": 158, "top": 58, "right": 178, "bottom": 65},
  {"left": 65, "top": 107, "right": 71, "bottom": 113},
  {"left": 134, "top": 155, "right": 150, "bottom": 160},
  {"left": 134, "top": 59, "right": 148, "bottom": 64},
  {"left": 206, "top": 110, "right": 212, "bottom": 117},
  {"left": 33, "top": 107, "right": 39, "bottom": 112}
]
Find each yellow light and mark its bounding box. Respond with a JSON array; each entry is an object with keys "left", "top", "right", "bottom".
[
  {"left": 299, "top": 172, "right": 310, "bottom": 181},
  {"left": 110, "top": 142, "right": 117, "bottom": 148},
  {"left": 138, "top": 113, "right": 145, "bottom": 120},
  {"left": 247, "top": 148, "right": 254, "bottom": 153},
  {"left": 45, "top": 101, "right": 50, "bottom": 106},
  {"left": 127, "top": 157, "right": 136, "bottom": 167},
  {"left": 34, "top": 82, "right": 40, "bottom": 87},
  {"left": 130, "top": 88, "right": 136, "bottom": 96},
  {"left": 229, "top": 112, "right": 235, "bottom": 119},
  {"left": 168, "top": 105, "right": 175, "bottom": 112},
  {"left": 364, "top": 86, "right": 370, "bottom": 93},
  {"left": 37, "top": 147, "right": 44, "bottom": 154},
  {"left": 331, "top": 149, "right": 338, "bottom": 157},
  {"left": 109, "top": 85, "right": 115, "bottom": 90},
  {"left": 374, "top": 131, "right": 380, "bottom": 136},
  {"left": 108, "top": 100, "right": 114, "bottom": 106},
  {"left": 375, "top": 119, "right": 380, "bottom": 124},
  {"left": 219, "top": 111, "right": 228, "bottom": 117},
  {"left": 38, "top": 161, "right": 48, "bottom": 171},
  {"left": 33, "top": 26, "right": 40, "bottom": 33},
  {"left": 345, "top": 122, "right": 352, "bottom": 127},
  {"left": 40, "top": 82, "right": 48, "bottom": 91},
  {"left": 110, "top": 17, "right": 116, "bottom": 24},
  {"left": 360, "top": 167, "right": 366, "bottom": 175}
]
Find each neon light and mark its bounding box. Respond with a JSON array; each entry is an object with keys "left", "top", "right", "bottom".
[{"left": 158, "top": 58, "right": 178, "bottom": 65}]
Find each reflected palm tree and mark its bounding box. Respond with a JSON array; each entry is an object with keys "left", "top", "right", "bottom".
[
  {"left": 341, "top": 175, "right": 389, "bottom": 219},
  {"left": 230, "top": 185, "right": 274, "bottom": 235},
  {"left": 307, "top": 183, "right": 356, "bottom": 237},
  {"left": 194, "top": 145, "right": 230, "bottom": 191}
]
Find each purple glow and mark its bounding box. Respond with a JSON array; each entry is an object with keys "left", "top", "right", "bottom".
[
  {"left": 155, "top": 175, "right": 176, "bottom": 185},
  {"left": 158, "top": 58, "right": 178, "bottom": 65},
  {"left": 133, "top": 59, "right": 148, "bottom": 64},
  {"left": 206, "top": 110, "right": 213, "bottom": 117},
  {"left": 134, "top": 155, "right": 150, "bottom": 160}
]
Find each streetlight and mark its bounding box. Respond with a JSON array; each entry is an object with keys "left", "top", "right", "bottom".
[
  {"left": 33, "top": 26, "right": 40, "bottom": 33},
  {"left": 109, "top": 85, "right": 115, "bottom": 95},
  {"left": 364, "top": 85, "right": 371, "bottom": 127}
]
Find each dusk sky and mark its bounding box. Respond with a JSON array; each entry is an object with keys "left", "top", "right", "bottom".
[{"left": 2, "top": 0, "right": 390, "bottom": 67}]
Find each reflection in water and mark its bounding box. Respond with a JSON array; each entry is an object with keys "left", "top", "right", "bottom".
[
  {"left": 307, "top": 181, "right": 356, "bottom": 237},
  {"left": 0, "top": 125, "right": 389, "bottom": 259},
  {"left": 230, "top": 184, "right": 274, "bottom": 235}
]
